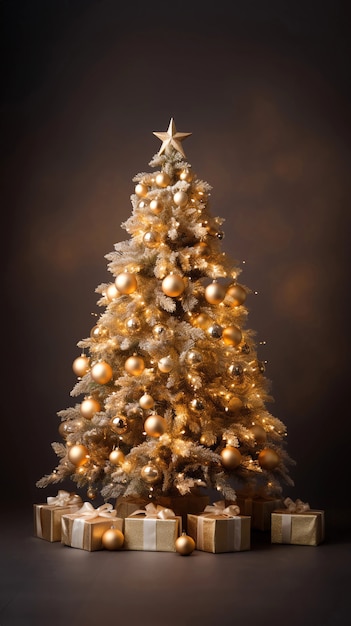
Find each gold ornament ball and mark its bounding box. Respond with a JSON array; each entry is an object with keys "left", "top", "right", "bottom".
[
  {"left": 91, "top": 361, "right": 113, "bottom": 384},
  {"left": 150, "top": 199, "right": 163, "bottom": 214},
  {"left": 126, "top": 317, "right": 141, "bottom": 332},
  {"left": 192, "top": 313, "right": 212, "bottom": 330},
  {"left": 258, "top": 448, "right": 280, "bottom": 470},
  {"left": 155, "top": 172, "right": 171, "bottom": 188},
  {"left": 139, "top": 393, "right": 155, "bottom": 409},
  {"left": 68, "top": 444, "right": 89, "bottom": 466},
  {"left": 110, "top": 416, "right": 128, "bottom": 435},
  {"left": 72, "top": 354, "right": 90, "bottom": 377},
  {"left": 135, "top": 182, "right": 148, "bottom": 197},
  {"left": 205, "top": 282, "right": 226, "bottom": 304},
  {"left": 186, "top": 349, "right": 203, "bottom": 366},
  {"left": 227, "top": 396, "right": 243, "bottom": 413},
  {"left": 250, "top": 425, "right": 267, "bottom": 444},
  {"left": 102, "top": 528, "right": 124, "bottom": 550},
  {"left": 140, "top": 463, "right": 162, "bottom": 484},
  {"left": 105, "top": 283, "right": 120, "bottom": 301},
  {"left": 208, "top": 324, "right": 223, "bottom": 339},
  {"left": 87, "top": 487, "right": 97, "bottom": 500},
  {"left": 80, "top": 397, "right": 101, "bottom": 419},
  {"left": 222, "top": 325, "right": 242, "bottom": 347},
  {"left": 143, "top": 231, "right": 161, "bottom": 248},
  {"left": 175, "top": 533, "right": 195, "bottom": 556},
  {"left": 158, "top": 356, "right": 174, "bottom": 373},
  {"left": 226, "top": 284, "right": 247, "bottom": 306},
  {"left": 144, "top": 414, "right": 166, "bottom": 437},
  {"left": 90, "top": 325, "right": 108, "bottom": 340},
  {"left": 162, "top": 274, "right": 185, "bottom": 297},
  {"left": 173, "top": 190, "right": 188, "bottom": 207},
  {"left": 115, "top": 272, "right": 137, "bottom": 295},
  {"left": 125, "top": 355, "right": 145, "bottom": 376},
  {"left": 153, "top": 323, "right": 167, "bottom": 339},
  {"left": 221, "top": 445, "right": 242, "bottom": 469},
  {"left": 179, "top": 168, "right": 193, "bottom": 182},
  {"left": 109, "top": 448, "right": 125, "bottom": 465}
]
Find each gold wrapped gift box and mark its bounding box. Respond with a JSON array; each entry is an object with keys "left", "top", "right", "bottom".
[
  {"left": 271, "top": 509, "right": 325, "bottom": 546},
  {"left": 33, "top": 491, "right": 82, "bottom": 542},
  {"left": 124, "top": 504, "right": 182, "bottom": 552},
  {"left": 187, "top": 502, "right": 251, "bottom": 553},
  {"left": 61, "top": 502, "right": 123, "bottom": 551},
  {"left": 116, "top": 493, "right": 210, "bottom": 531}
]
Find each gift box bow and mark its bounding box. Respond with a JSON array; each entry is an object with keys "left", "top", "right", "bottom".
[
  {"left": 68, "top": 501, "right": 117, "bottom": 521},
  {"left": 283, "top": 497, "right": 310, "bottom": 513},
  {"left": 46, "top": 490, "right": 82, "bottom": 507},
  {"left": 130, "top": 503, "right": 176, "bottom": 520},
  {"left": 201, "top": 500, "right": 241, "bottom": 518}
]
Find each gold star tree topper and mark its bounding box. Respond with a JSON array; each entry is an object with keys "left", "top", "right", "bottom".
[{"left": 153, "top": 118, "right": 192, "bottom": 158}]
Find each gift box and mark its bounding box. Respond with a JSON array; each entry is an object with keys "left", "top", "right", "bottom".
[
  {"left": 61, "top": 502, "right": 123, "bottom": 551},
  {"left": 187, "top": 501, "right": 251, "bottom": 553},
  {"left": 124, "top": 503, "right": 182, "bottom": 552},
  {"left": 115, "top": 495, "right": 150, "bottom": 520},
  {"left": 271, "top": 498, "right": 325, "bottom": 546},
  {"left": 226, "top": 496, "right": 253, "bottom": 516},
  {"left": 251, "top": 496, "right": 284, "bottom": 531},
  {"left": 33, "top": 491, "right": 83, "bottom": 542}
]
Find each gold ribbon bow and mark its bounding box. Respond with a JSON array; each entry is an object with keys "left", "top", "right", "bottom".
[
  {"left": 69, "top": 501, "right": 117, "bottom": 520},
  {"left": 202, "top": 500, "right": 240, "bottom": 517},
  {"left": 131, "top": 503, "right": 176, "bottom": 520},
  {"left": 284, "top": 497, "right": 310, "bottom": 513},
  {"left": 46, "top": 490, "right": 82, "bottom": 507}
]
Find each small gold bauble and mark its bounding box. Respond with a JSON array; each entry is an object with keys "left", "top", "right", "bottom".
[
  {"left": 80, "top": 397, "right": 101, "bottom": 419},
  {"left": 125, "top": 355, "right": 145, "bottom": 376},
  {"left": 68, "top": 444, "right": 89, "bottom": 466},
  {"left": 162, "top": 274, "right": 185, "bottom": 297},
  {"left": 205, "top": 282, "right": 226, "bottom": 304},
  {"left": 158, "top": 356, "right": 174, "bottom": 373},
  {"left": 72, "top": 354, "right": 90, "bottom": 377},
  {"left": 208, "top": 324, "right": 223, "bottom": 339},
  {"left": 250, "top": 425, "right": 267, "bottom": 444},
  {"left": 155, "top": 172, "right": 171, "bottom": 188},
  {"left": 115, "top": 272, "right": 137, "bottom": 294},
  {"left": 126, "top": 316, "right": 141, "bottom": 332},
  {"left": 193, "top": 242, "right": 211, "bottom": 257},
  {"left": 190, "top": 398, "right": 204, "bottom": 412},
  {"left": 258, "top": 448, "right": 280, "bottom": 470},
  {"left": 173, "top": 190, "right": 188, "bottom": 207},
  {"left": 102, "top": 527, "right": 124, "bottom": 550},
  {"left": 109, "top": 448, "right": 125, "bottom": 465},
  {"left": 90, "top": 325, "right": 108, "bottom": 341},
  {"left": 105, "top": 283, "right": 120, "bottom": 301},
  {"left": 87, "top": 487, "right": 97, "bottom": 500},
  {"left": 143, "top": 231, "right": 161, "bottom": 248},
  {"left": 192, "top": 313, "right": 212, "bottom": 329},
  {"left": 135, "top": 182, "right": 148, "bottom": 197},
  {"left": 226, "top": 284, "right": 247, "bottom": 306},
  {"left": 222, "top": 325, "right": 242, "bottom": 346},
  {"left": 175, "top": 533, "right": 195, "bottom": 556},
  {"left": 153, "top": 323, "right": 167, "bottom": 339},
  {"left": 220, "top": 445, "right": 242, "bottom": 469},
  {"left": 110, "top": 416, "right": 128, "bottom": 435},
  {"left": 228, "top": 363, "right": 243, "bottom": 377},
  {"left": 179, "top": 168, "right": 193, "bottom": 182},
  {"left": 149, "top": 199, "right": 163, "bottom": 214},
  {"left": 144, "top": 414, "right": 166, "bottom": 437},
  {"left": 139, "top": 393, "right": 155, "bottom": 409},
  {"left": 185, "top": 349, "right": 203, "bottom": 366},
  {"left": 59, "top": 421, "right": 76, "bottom": 438},
  {"left": 226, "top": 396, "right": 243, "bottom": 413},
  {"left": 91, "top": 361, "right": 113, "bottom": 384},
  {"left": 140, "top": 463, "right": 162, "bottom": 484}
]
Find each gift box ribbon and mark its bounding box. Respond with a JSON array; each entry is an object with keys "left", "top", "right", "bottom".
[
  {"left": 35, "top": 490, "right": 82, "bottom": 538},
  {"left": 197, "top": 501, "right": 242, "bottom": 551},
  {"left": 130, "top": 503, "right": 177, "bottom": 550},
  {"left": 202, "top": 500, "right": 241, "bottom": 517},
  {"left": 69, "top": 502, "right": 117, "bottom": 549},
  {"left": 281, "top": 497, "right": 310, "bottom": 543}
]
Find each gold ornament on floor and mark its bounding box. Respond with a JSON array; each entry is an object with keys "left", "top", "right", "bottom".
[
  {"left": 175, "top": 532, "right": 196, "bottom": 556},
  {"left": 226, "top": 284, "right": 247, "bottom": 306},
  {"left": 68, "top": 444, "right": 89, "bottom": 466},
  {"left": 139, "top": 393, "right": 155, "bottom": 409},
  {"left": 72, "top": 354, "right": 90, "bottom": 378},
  {"left": 135, "top": 182, "right": 148, "bottom": 197},
  {"left": 80, "top": 396, "right": 101, "bottom": 419},
  {"left": 140, "top": 463, "right": 162, "bottom": 484},
  {"left": 102, "top": 527, "right": 125, "bottom": 550},
  {"left": 144, "top": 414, "right": 166, "bottom": 437},
  {"left": 258, "top": 448, "right": 280, "bottom": 470},
  {"left": 173, "top": 190, "right": 188, "bottom": 207},
  {"left": 158, "top": 356, "right": 174, "bottom": 373},
  {"left": 110, "top": 416, "right": 128, "bottom": 435},
  {"left": 149, "top": 199, "right": 163, "bottom": 214},
  {"left": 162, "top": 274, "right": 185, "bottom": 297},
  {"left": 222, "top": 325, "right": 242, "bottom": 346},
  {"left": 91, "top": 361, "right": 113, "bottom": 384},
  {"left": 250, "top": 424, "right": 267, "bottom": 444},
  {"left": 155, "top": 172, "right": 171, "bottom": 188},
  {"left": 220, "top": 445, "right": 242, "bottom": 469},
  {"left": 115, "top": 271, "right": 137, "bottom": 294},
  {"left": 125, "top": 355, "right": 145, "bottom": 376},
  {"left": 205, "top": 281, "right": 226, "bottom": 304},
  {"left": 105, "top": 283, "right": 120, "bottom": 301},
  {"left": 109, "top": 448, "right": 125, "bottom": 465}
]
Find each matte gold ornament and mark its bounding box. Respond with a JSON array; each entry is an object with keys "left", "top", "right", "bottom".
[
  {"left": 143, "top": 231, "right": 161, "bottom": 248},
  {"left": 193, "top": 242, "right": 211, "bottom": 257},
  {"left": 125, "top": 355, "right": 145, "bottom": 376},
  {"left": 173, "top": 190, "right": 188, "bottom": 207},
  {"left": 162, "top": 274, "right": 185, "bottom": 297},
  {"left": 155, "top": 172, "right": 171, "bottom": 188},
  {"left": 179, "top": 168, "right": 193, "bottom": 182},
  {"left": 115, "top": 272, "right": 137, "bottom": 294},
  {"left": 110, "top": 416, "right": 128, "bottom": 435},
  {"left": 68, "top": 444, "right": 89, "bottom": 466},
  {"left": 221, "top": 445, "right": 242, "bottom": 469},
  {"left": 153, "top": 323, "right": 167, "bottom": 339},
  {"left": 135, "top": 182, "right": 148, "bottom": 197},
  {"left": 126, "top": 317, "right": 141, "bottom": 332},
  {"left": 175, "top": 532, "right": 195, "bottom": 556},
  {"left": 158, "top": 356, "right": 174, "bottom": 373},
  {"left": 80, "top": 396, "right": 101, "bottom": 419},
  {"left": 87, "top": 487, "right": 97, "bottom": 500},
  {"left": 208, "top": 324, "right": 223, "bottom": 339},
  {"left": 139, "top": 393, "right": 155, "bottom": 409},
  {"left": 222, "top": 325, "right": 242, "bottom": 346},
  {"left": 185, "top": 349, "right": 203, "bottom": 366},
  {"left": 109, "top": 448, "right": 125, "bottom": 465},
  {"left": 258, "top": 448, "right": 280, "bottom": 470},
  {"left": 149, "top": 198, "right": 163, "bottom": 214},
  {"left": 226, "top": 284, "right": 247, "bottom": 306},
  {"left": 144, "top": 414, "right": 166, "bottom": 437},
  {"left": 205, "top": 282, "right": 226, "bottom": 304},
  {"left": 227, "top": 396, "right": 243, "bottom": 413},
  {"left": 250, "top": 424, "right": 267, "bottom": 444},
  {"left": 102, "top": 528, "right": 124, "bottom": 550},
  {"left": 192, "top": 312, "right": 212, "bottom": 329},
  {"left": 140, "top": 463, "right": 162, "bottom": 484},
  {"left": 72, "top": 354, "right": 90, "bottom": 377},
  {"left": 153, "top": 118, "right": 192, "bottom": 158},
  {"left": 91, "top": 361, "right": 113, "bottom": 384},
  {"left": 105, "top": 283, "right": 120, "bottom": 301}
]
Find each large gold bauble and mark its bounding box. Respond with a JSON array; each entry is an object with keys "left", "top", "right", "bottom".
[
  {"left": 175, "top": 533, "right": 195, "bottom": 556},
  {"left": 102, "top": 527, "right": 124, "bottom": 550},
  {"left": 126, "top": 317, "right": 141, "bottom": 332},
  {"left": 162, "top": 274, "right": 185, "bottom": 297},
  {"left": 139, "top": 393, "right": 155, "bottom": 409},
  {"left": 205, "top": 282, "right": 226, "bottom": 304},
  {"left": 91, "top": 361, "right": 113, "bottom": 384},
  {"left": 80, "top": 397, "right": 101, "bottom": 419},
  {"left": 185, "top": 349, "right": 203, "bottom": 366},
  {"left": 258, "top": 448, "right": 280, "bottom": 470},
  {"left": 179, "top": 168, "right": 193, "bottom": 182},
  {"left": 110, "top": 416, "right": 128, "bottom": 435},
  {"left": 250, "top": 425, "right": 267, "bottom": 444},
  {"left": 222, "top": 325, "right": 242, "bottom": 346},
  {"left": 125, "top": 355, "right": 145, "bottom": 376},
  {"left": 173, "top": 190, "right": 188, "bottom": 207},
  {"left": 220, "top": 445, "right": 242, "bottom": 469},
  {"left": 115, "top": 272, "right": 137, "bottom": 294},
  {"left": 149, "top": 199, "right": 163, "bottom": 214},
  {"left": 193, "top": 242, "right": 211, "bottom": 257},
  {"left": 144, "top": 414, "right": 166, "bottom": 437},
  {"left": 135, "top": 182, "right": 148, "bottom": 197},
  {"left": 109, "top": 448, "right": 125, "bottom": 465},
  {"left": 192, "top": 313, "right": 212, "bottom": 329},
  {"left": 226, "top": 284, "right": 247, "bottom": 306},
  {"left": 155, "top": 172, "right": 171, "bottom": 188},
  {"left": 105, "top": 283, "right": 120, "bottom": 301},
  {"left": 68, "top": 444, "right": 89, "bottom": 466},
  {"left": 158, "top": 356, "right": 174, "bottom": 373},
  {"left": 140, "top": 463, "right": 162, "bottom": 484},
  {"left": 72, "top": 354, "right": 90, "bottom": 377},
  {"left": 227, "top": 396, "right": 243, "bottom": 413},
  {"left": 143, "top": 231, "right": 161, "bottom": 248}
]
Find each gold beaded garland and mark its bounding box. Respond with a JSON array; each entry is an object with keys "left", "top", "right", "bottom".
[
  {"left": 109, "top": 448, "right": 125, "bottom": 465},
  {"left": 205, "top": 282, "right": 226, "bottom": 304},
  {"left": 91, "top": 361, "right": 113, "bottom": 384},
  {"left": 144, "top": 414, "right": 166, "bottom": 437},
  {"left": 102, "top": 528, "right": 124, "bottom": 550},
  {"left": 222, "top": 325, "right": 242, "bottom": 346},
  {"left": 220, "top": 445, "right": 242, "bottom": 469},
  {"left": 125, "top": 355, "right": 145, "bottom": 376},
  {"left": 115, "top": 272, "right": 137, "bottom": 294},
  {"left": 162, "top": 274, "right": 185, "bottom": 297},
  {"left": 155, "top": 172, "right": 171, "bottom": 188},
  {"left": 68, "top": 444, "right": 89, "bottom": 466},
  {"left": 72, "top": 354, "right": 90, "bottom": 377},
  {"left": 80, "top": 397, "right": 101, "bottom": 419},
  {"left": 175, "top": 533, "right": 195, "bottom": 555},
  {"left": 258, "top": 448, "right": 280, "bottom": 470}
]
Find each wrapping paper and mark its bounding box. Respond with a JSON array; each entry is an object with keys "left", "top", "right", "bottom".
[
  {"left": 115, "top": 493, "right": 210, "bottom": 531},
  {"left": 251, "top": 497, "right": 284, "bottom": 531},
  {"left": 33, "top": 491, "right": 82, "bottom": 542},
  {"left": 187, "top": 501, "right": 251, "bottom": 553},
  {"left": 61, "top": 502, "right": 123, "bottom": 551},
  {"left": 124, "top": 503, "right": 182, "bottom": 552},
  {"left": 271, "top": 498, "right": 325, "bottom": 546}
]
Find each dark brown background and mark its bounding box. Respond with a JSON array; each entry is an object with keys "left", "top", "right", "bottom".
[{"left": 2, "top": 0, "right": 350, "bottom": 526}]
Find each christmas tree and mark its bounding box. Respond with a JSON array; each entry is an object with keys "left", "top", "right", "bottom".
[{"left": 37, "top": 118, "right": 294, "bottom": 505}]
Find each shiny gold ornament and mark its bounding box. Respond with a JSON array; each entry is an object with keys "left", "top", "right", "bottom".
[
  {"left": 149, "top": 199, "right": 163, "bottom": 214},
  {"left": 80, "top": 396, "right": 101, "bottom": 419},
  {"left": 226, "top": 284, "right": 247, "bottom": 306},
  {"left": 190, "top": 398, "right": 204, "bottom": 412},
  {"left": 173, "top": 190, "right": 188, "bottom": 207},
  {"left": 144, "top": 414, "right": 166, "bottom": 437},
  {"left": 153, "top": 323, "right": 167, "bottom": 339},
  {"left": 68, "top": 444, "right": 89, "bottom": 466},
  {"left": 153, "top": 118, "right": 192, "bottom": 158},
  {"left": 135, "top": 182, "right": 148, "bottom": 197},
  {"left": 143, "top": 231, "right": 161, "bottom": 248},
  {"left": 158, "top": 356, "right": 174, "bottom": 373},
  {"left": 193, "top": 242, "right": 211, "bottom": 257},
  {"left": 205, "top": 282, "right": 226, "bottom": 304},
  {"left": 91, "top": 361, "right": 113, "bottom": 384},
  {"left": 228, "top": 363, "right": 244, "bottom": 377},
  {"left": 175, "top": 533, "right": 195, "bottom": 556},
  {"left": 258, "top": 448, "right": 280, "bottom": 470},
  {"left": 126, "top": 317, "right": 141, "bottom": 332},
  {"left": 87, "top": 487, "right": 97, "bottom": 500},
  {"left": 59, "top": 421, "right": 77, "bottom": 438},
  {"left": 250, "top": 424, "right": 267, "bottom": 444},
  {"left": 102, "top": 528, "right": 124, "bottom": 550},
  {"left": 227, "top": 396, "right": 243, "bottom": 413},
  {"left": 90, "top": 325, "right": 108, "bottom": 341},
  {"left": 115, "top": 272, "right": 137, "bottom": 294},
  {"left": 200, "top": 434, "right": 213, "bottom": 446},
  {"left": 192, "top": 313, "right": 212, "bottom": 329},
  {"left": 110, "top": 416, "right": 128, "bottom": 435},
  {"left": 222, "top": 325, "right": 242, "bottom": 346},
  {"left": 185, "top": 349, "right": 203, "bottom": 366},
  {"left": 139, "top": 393, "right": 155, "bottom": 409},
  {"left": 179, "top": 168, "right": 193, "bottom": 182},
  {"left": 72, "top": 354, "right": 90, "bottom": 378},
  {"left": 105, "top": 283, "right": 120, "bottom": 301},
  {"left": 140, "top": 463, "right": 162, "bottom": 484},
  {"left": 125, "top": 355, "right": 145, "bottom": 376},
  {"left": 220, "top": 445, "right": 242, "bottom": 469},
  {"left": 155, "top": 172, "right": 171, "bottom": 188},
  {"left": 208, "top": 324, "right": 223, "bottom": 339},
  {"left": 162, "top": 274, "right": 185, "bottom": 297},
  {"left": 109, "top": 448, "right": 125, "bottom": 465}
]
